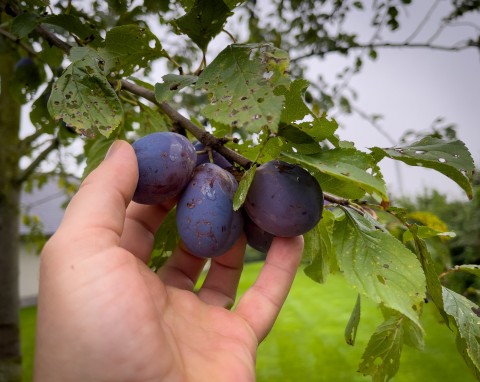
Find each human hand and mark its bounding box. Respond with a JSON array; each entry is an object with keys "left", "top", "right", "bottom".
[{"left": 34, "top": 140, "right": 304, "bottom": 382}]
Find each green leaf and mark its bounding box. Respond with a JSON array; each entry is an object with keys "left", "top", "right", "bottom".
[
  {"left": 282, "top": 148, "right": 388, "bottom": 201},
  {"left": 402, "top": 225, "right": 455, "bottom": 242},
  {"left": 68, "top": 46, "right": 100, "bottom": 62},
  {"left": 11, "top": 12, "right": 39, "bottom": 38},
  {"left": 408, "top": 225, "right": 449, "bottom": 324},
  {"left": 149, "top": 208, "right": 179, "bottom": 271},
  {"left": 38, "top": 45, "right": 64, "bottom": 69},
  {"left": 99, "top": 24, "right": 166, "bottom": 77},
  {"left": 233, "top": 166, "right": 256, "bottom": 211},
  {"left": 43, "top": 14, "right": 103, "bottom": 47},
  {"left": 48, "top": 55, "right": 123, "bottom": 138},
  {"left": 197, "top": 43, "right": 290, "bottom": 133},
  {"left": 401, "top": 313, "right": 425, "bottom": 350},
  {"left": 173, "top": 0, "right": 232, "bottom": 51},
  {"left": 30, "top": 84, "right": 56, "bottom": 134},
  {"left": 136, "top": 103, "right": 171, "bottom": 134},
  {"left": 345, "top": 294, "right": 361, "bottom": 346},
  {"left": 144, "top": 0, "right": 171, "bottom": 12},
  {"left": 303, "top": 209, "right": 336, "bottom": 283},
  {"left": 82, "top": 136, "right": 116, "bottom": 179},
  {"left": 370, "top": 137, "right": 475, "bottom": 199},
  {"left": 224, "top": 0, "right": 245, "bottom": 8},
  {"left": 443, "top": 287, "right": 480, "bottom": 377},
  {"left": 154, "top": 74, "right": 197, "bottom": 103},
  {"left": 452, "top": 264, "right": 480, "bottom": 277},
  {"left": 178, "top": 0, "right": 195, "bottom": 11},
  {"left": 358, "top": 316, "right": 404, "bottom": 381},
  {"left": 275, "top": 79, "right": 339, "bottom": 145},
  {"left": 277, "top": 125, "right": 322, "bottom": 155},
  {"left": 333, "top": 208, "right": 426, "bottom": 327}
]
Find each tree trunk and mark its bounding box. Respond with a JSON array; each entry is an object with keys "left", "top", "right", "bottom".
[{"left": 0, "top": 48, "right": 22, "bottom": 381}]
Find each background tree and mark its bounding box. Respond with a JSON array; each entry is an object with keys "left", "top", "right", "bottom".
[{"left": 0, "top": 0, "right": 479, "bottom": 381}]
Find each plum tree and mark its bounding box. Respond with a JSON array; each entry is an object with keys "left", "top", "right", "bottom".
[
  {"left": 2, "top": 1, "right": 479, "bottom": 380},
  {"left": 245, "top": 160, "right": 324, "bottom": 237},
  {"left": 132, "top": 132, "right": 197, "bottom": 204},
  {"left": 176, "top": 163, "right": 244, "bottom": 258}
]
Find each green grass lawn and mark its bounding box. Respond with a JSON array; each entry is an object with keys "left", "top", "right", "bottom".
[
  {"left": 241, "top": 263, "right": 476, "bottom": 382},
  {"left": 20, "top": 307, "right": 36, "bottom": 382},
  {"left": 20, "top": 262, "right": 476, "bottom": 381}
]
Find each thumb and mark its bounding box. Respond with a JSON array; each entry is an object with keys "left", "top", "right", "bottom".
[{"left": 53, "top": 140, "right": 138, "bottom": 252}]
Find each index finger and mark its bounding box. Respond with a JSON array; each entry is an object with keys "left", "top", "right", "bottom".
[{"left": 234, "top": 236, "right": 304, "bottom": 342}]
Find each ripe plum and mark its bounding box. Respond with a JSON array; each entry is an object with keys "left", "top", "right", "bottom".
[
  {"left": 244, "top": 214, "right": 274, "bottom": 253},
  {"left": 176, "top": 163, "right": 243, "bottom": 258},
  {"left": 245, "top": 160, "right": 323, "bottom": 237},
  {"left": 132, "top": 132, "right": 197, "bottom": 204}
]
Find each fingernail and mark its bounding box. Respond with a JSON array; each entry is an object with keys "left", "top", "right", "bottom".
[{"left": 104, "top": 140, "right": 122, "bottom": 160}]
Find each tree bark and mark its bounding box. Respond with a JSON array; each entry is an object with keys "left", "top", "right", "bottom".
[{"left": 0, "top": 46, "right": 22, "bottom": 381}]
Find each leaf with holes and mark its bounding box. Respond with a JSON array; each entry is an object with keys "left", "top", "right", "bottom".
[
  {"left": 99, "top": 24, "right": 166, "bottom": 77},
  {"left": 370, "top": 137, "right": 475, "bottom": 199},
  {"left": 196, "top": 43, "right": 290, "bottom": 133},
  {"left": 359, "top": 314, "right": 421, "bottom": 381},
  {"left": 173, "top": 0, "right": 232, "bottom": 51},
  {"left": 154, "top": 74, "right": 197, "bottom": 102},
  {"left": 443, "top": 287, "right": 480, "bottom": 378},
  {"left": 47, "top": 55, "right": 123, "bottom": 138},
  {"left": 333, "top": 208, "right": 426, "bottom": 328},
  {"left": 452, "top": 264, "right": 480, "bottom": 277},
  {"left": 282, "top": 148, "right": 388, "bottom": 201}
]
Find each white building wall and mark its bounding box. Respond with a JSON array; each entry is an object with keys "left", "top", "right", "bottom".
[{"left": 19, "top": 245, "right": 41, "bottom": 306}]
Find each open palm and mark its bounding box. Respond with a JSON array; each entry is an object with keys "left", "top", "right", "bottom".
[{"left": 34, "top": 141, "right": 303, "bottom": 382}]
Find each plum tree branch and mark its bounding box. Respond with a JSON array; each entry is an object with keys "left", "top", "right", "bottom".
[
  {"left": 24, "top": 14, "right": 365, "bottom": 206},
  {"left": 0, "top": 27, "right": 37, "bottom": 56},
  {"left": 19, "top": 130, "right": 46, "bottom": 153},
  {"left": 291, "top": 40, "right": 478, "bottom": 62},
  {"left": 118, "top": 79, "right": 253, "bottom": 169},
  {"left": 16, "top": 138, "right": 59, "bottom": 185}
]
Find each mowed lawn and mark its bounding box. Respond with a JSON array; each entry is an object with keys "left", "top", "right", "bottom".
[{"left": 21, "top": 262, "right": 475, "bottom": 382}]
